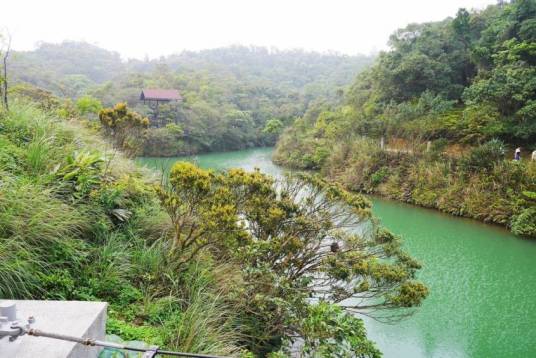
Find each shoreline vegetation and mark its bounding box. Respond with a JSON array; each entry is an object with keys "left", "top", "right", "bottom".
[
  {"left": 273, "top": 0, "right": 536, "bottom": 238},
  {"left": 274, "top": 137, "right": 536, "bottom": 238},
  {"left": 0, "top": 101, "right": 427, "bottom": 357}
]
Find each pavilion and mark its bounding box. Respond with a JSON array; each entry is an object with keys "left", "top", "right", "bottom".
[
  {"left": 140, "top": 88, "right": 182, "bottom": 127},
  {"left": 140, "top": 88, "right": 182, "bottom": 104}
]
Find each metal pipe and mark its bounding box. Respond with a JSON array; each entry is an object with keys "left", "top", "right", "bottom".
[
  {"left": 27, "top": 328, "right": 227, "bottom": 357},
  {"left": 28, "top": 329, "right": 147, "bottom": 352}
]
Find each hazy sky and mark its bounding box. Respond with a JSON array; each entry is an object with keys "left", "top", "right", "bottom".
[{"left": 2, "top": 0, "right": 497, "bottom": 59}]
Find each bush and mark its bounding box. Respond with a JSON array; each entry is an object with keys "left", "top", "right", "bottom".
[
  {"left": 428, "top": 138, "right": 449, "bottom": 159},
  {"left": 99, "top": 103, "right": 149, "bottom": 157},
  {"left": 511, "top": 208, "right": 536, "bottom": 237},
  {"left": 106, "top": 317, "right": 164, "bottom": 346},
  {"left": 460, "top": 139, "right": 506, "bottom": 172},
  {"left": 370, "top": 167, "right": 390, "bottom": 186},
  {"left": 0, "top": 135, "right": 24, "bottom": 173},
  {"left": 143, "top": 126, "right": 190, "bottom": 157},
  {"left": 76, "top": 95, "right": 103, "bottom": 117}
]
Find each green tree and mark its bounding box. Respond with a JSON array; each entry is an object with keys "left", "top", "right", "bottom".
[
  {"left": 155, "top": 162, "right": 242, "bottom": 269},
  {"left": 263, "top": 118, "right": 284, "bottom": 134},
  {"left": 159, "top": 163, "right": 428, "bottom": 355},
  {"left": 99, "top": 102, "right": 149, "bottom": 157}
]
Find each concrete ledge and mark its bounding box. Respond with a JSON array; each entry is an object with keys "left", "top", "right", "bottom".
[{"left": 1, "top": 300, "right": 107, "bottom": 358}]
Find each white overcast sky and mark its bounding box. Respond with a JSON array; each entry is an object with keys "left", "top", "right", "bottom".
[{"left": 1, "top": 0, "right": 497, "bottom": 59}]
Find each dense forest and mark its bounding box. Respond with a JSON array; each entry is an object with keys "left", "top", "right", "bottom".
[
  {"left": 8, "top": 43, "right": 373, "bottom": 155},
  {"left": 275, "top": 0, "right": 536, "bottom": 237}
]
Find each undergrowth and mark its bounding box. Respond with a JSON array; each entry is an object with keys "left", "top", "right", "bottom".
[
  {"left": 0, "top": 101, "right": 243, "bottom": 355},
  {"left": 274, "top": 136, "right": 536, "bottom": 237}
]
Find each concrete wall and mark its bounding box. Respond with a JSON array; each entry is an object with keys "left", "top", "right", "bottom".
[{"left": 0, "top": 300, "right": 107, "bottom": 358}]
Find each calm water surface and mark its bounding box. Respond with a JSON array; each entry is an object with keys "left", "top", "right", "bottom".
[{"left": 139, "top": 147, "right": 536, "bottom": 358}]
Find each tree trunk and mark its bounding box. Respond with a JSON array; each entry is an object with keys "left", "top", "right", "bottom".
[{"left": 2, "top": 34, "right": 11, "bottom": 111}]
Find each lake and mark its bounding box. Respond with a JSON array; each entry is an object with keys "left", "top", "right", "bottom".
[{"left": 139, "top": 147, "right": 536, "bottom": 358}]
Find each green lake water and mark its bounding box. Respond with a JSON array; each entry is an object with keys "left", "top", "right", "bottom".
[{"left": 139, "top": 147, "right": 536, "bottom": 358}]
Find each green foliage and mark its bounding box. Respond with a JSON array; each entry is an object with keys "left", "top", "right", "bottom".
[
  {"left": 99, "top": 103, "right": 149, "bottom": 157},
  {"left": 143, "top": 125, "right": 190, "bottom": 157},
  {"left": 3, "top": 55, "right": 434, "bottom": 357},
  {"left": 371, "top": 167, "right": 390, "bottom": 186},
  {"left": 275, "top": 1, "right": 536, "bottom": 238},
  {"left": 56, "top": 150, "right": 104, "bottom": 198},
  {"left": 460, "top": 139, "right": 506, "bottom": 172},
  {"left": 263, "top": 118, "right": 284, "bottom": 134},
  {"left": 0, "top": 103, "right": 243, "bottom": 355},
  {"left": 0, "top": 104, "right": 99, "bottom": 299},
  {"left": 10, "top": 41, "right": 123, "bottom": 84},
  {"left": 76, "top": 95, "right": 102, "bottom": 116},
  {"left": 296, "top": 302, "right": 381, "bottom": 357},
  {"left": 0, "top": 138, "right": 24, "bottom": 173},
  {"left": 5, "top": 101, "right": 422, "bottom": 355},
  {"left": 0, "top": 239, "right": 42, "bottom": 298},
  {"left": 454, "top": 105, "right": 504, "bottom": 143},
  {"left": 9, "top": 43, "right": 374, "bottom": 155},
  {"left": 106, "top": 318, "right": 164, "bottom": 347},
  {"left": 278, "top": 135, "right": 535, "bottom": 237},
  {"left": 320, "top": 0, "right": 536, "bottom": 145},
  {"left": 511, "top": 208, "right": 536, "bottom": 237},
  {"left": 9, "top": 84, "right": 61, "bottom": 111},
  {"left": 160, "top": 272, "right": 242, "bottom": 355},
  {"left": 156, "top": 162, "right": 427, "bottom": 354},
  {"left": 156, "top": 161, "right": 241, "bottom": 268},
  {"left": 165, "top": 123, "right": 183, "bottom": 135}
]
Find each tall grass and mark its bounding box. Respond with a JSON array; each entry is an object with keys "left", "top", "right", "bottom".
[
  {"left": 162, "top": 262, "right": 244, "bottom": 356},
  {"left": 26, "top": 134, "right": 54, "bottom": 174},
  {"left": 0, "top": 180, "right": 89, "bottom": 245},
  {"left": 0, "top": 240, "right": 42, "bottom": 298},
  {"left": 1, "top": 101, "right": 247, "bottom": 354}
]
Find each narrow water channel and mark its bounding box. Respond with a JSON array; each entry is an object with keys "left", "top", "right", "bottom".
[{"left": 139, "top": 147, "right": 536, "bottom": 358}]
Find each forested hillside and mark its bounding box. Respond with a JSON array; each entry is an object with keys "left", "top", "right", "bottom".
[
  {"left": 9, "top": 44, "right": 373, "bottom": 154},
  {"left": 275, "top": 0, "right": 536, "bottom": 237}
]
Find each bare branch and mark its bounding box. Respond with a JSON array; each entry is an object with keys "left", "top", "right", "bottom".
[{"left": 1, "top": 29, "right": 11, "bottom": 111}]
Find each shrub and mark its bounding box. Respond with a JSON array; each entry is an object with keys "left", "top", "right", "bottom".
[
  {"left": 99, "top": 103, "right": 150, "bottom": 157},
  {"left": 142, "top": 126, "right": 190, "bottom": 157},
  {"left": 370, "top": 167, "right": 390, "bottom": 186},
  {"left": 106, "top": 317, "right": 164, "bottom": 347},
  {"left": 460, "top": 139, "right": 506, "bottom": 172},
  {"left": 291, "top": 302, "right": 380, "bottom": 357},
  {"left": 428, "top": 138, "right": 449, "bottom": 159},
  {"left": 511, "top": 208, "right": 536, "bottom": 237},
  {"left": 0, "top": 135, "right": 24, "bottom": 173},
  {"left": 76, "top": 95, "right": 103, "bottom": 117},
  {"left": 56, "top": 150, "right": 105, "bottom": 199}
]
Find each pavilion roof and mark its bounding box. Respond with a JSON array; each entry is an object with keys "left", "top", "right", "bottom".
[{"left": 140, "top": 88, "right": 182, "bottom": 101}]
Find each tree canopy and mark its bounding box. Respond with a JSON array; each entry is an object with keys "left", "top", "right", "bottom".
[
  {"left": 273, "top": 1, "right": 536, "bottom": 238},
  {"left": 9, "top": 43, "right": 374, "bottom": 155},
  {"left": 158, "top": 162, "right": 428, "bottom": 355},
  {"left": 337, "top": 0, "right": 536, "bottom": 145}
]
